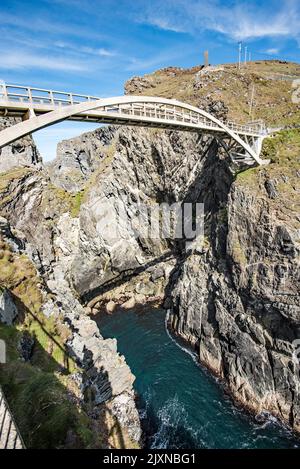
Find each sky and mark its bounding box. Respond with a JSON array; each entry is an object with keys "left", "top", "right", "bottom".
[{"left": 0, "top": 0, "right": 300, "bottom": 161}]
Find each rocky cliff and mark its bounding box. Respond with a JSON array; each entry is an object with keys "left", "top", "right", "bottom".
[
  {"left": 48, "top": 124, "right": 300, "bottom": 435},
  {"left": 0, "top": 60, "right": 300, "bottom": 443},
  {"left": 124, "top": 62, "right": 300, "bottom": 433},
  {"left": 0, "top": 128, "right": 141, "bottom": 447},
  {"left": 169, "top": 139, "right": 300, "bottom": 431}
]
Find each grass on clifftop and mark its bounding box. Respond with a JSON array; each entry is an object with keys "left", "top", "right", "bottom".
[
  {"left": 236, "top": 129, "right": 300, "bottom": 186},
  {"left": 126, "top": 60, "right": 300, "bottom": 127}
]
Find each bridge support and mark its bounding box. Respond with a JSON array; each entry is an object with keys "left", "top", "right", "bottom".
[{"left": 218, "top": 135, "right": 267, "bottom": 166}]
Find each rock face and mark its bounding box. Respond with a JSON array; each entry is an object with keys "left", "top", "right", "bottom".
[
  {"left": 168, "top": 172, "right": 300, "bottom": 432},
  {"left": 0, "top": 123, "right": 223, "bottom": 444},
  {"left": 47, "top": 126, "right": 116, "bottom": 192},
  {"left": 124, "top": 76, "right": 155, "bottom": 95},
  {"left": 0, "top": 212, "right": 142, "bottom": 446},
  {"left": 30, "top": 119, "right": 300, "bottom": 434},
  {"left": 48, "top": 126, "right": 218, "bottom": 301},
  {"left": 0, "top": 288, "right": 18, "bottom": 325},
  {"left": 0, "top": 117, "right": 42, "bottom": 173}
]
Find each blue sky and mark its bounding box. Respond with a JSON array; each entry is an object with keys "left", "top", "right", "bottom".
[{"left": 1, "top": 0, "right": 300, "bottom": 160}]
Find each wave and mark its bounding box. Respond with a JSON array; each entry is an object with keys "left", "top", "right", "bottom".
[
  {"left": 149, "top": 394, "right": 199, "bottom": 449},
  {"left": 164, "top": 311, "right": 199, "bottom": 364}
]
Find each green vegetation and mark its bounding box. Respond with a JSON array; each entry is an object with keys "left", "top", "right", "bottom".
[
  {"left": 236, "top": 129, "right": 300, "bottom": 187},
  {"left": 261, "top": 129, "right": 300, "bottom": 165},
  {"left": 70, "top": 190, "right": 84, "bottom": 217},
  {"left": 1, "top": 357, "right": 95, "bottom": 448},
  {"left": 0, "top": 239, "right": 100, "bottom": 448},
  {"left": 41, "top": 184, "right": 85, "bottom": 219},
  {"left": 234, "top": 129, "right": 300, "bottom": 234},
  {"left": 130, "top": 61, "right": 300, "bottom": 127},
  {"left": 0, "top": 236, "right": 136, "bottom": 448},
  {"left": 0, "top": 167, "right": 31, "bottom": 193}
]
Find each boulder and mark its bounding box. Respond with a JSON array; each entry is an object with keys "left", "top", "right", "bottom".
[
  {"left": 106, "top": 300, "right": 117, "bottom": 314},
  {"left": 121, "top": 297, "right": 136, "bottom": 310}
]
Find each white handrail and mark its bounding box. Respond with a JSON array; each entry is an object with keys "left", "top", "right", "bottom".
[{"left": 0, "top": 83, "right": 266, "bottom": 136}]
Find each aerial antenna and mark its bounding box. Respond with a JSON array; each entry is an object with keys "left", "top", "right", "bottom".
[
  {"left": 244, "top": 45, "right": 248, "bottom": 65},
  {"left": 204, "top": 50, "right": 209, "bottom": 67},
  {"left": 238, "top": 42, "right": 242, "bottom": 70}
]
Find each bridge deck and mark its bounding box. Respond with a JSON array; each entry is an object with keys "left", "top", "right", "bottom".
[
  {"left": 0, "top": 83, "right": 270, "bottom": 166},
  {"left": 0, "top": 84, "right": 266, "bottom": 138}
]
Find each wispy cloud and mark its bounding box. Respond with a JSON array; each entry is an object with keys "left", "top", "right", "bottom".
[
  {"left": 265, "top": 48, "right": 280, "bottom": 55},
  {"left": 137, "top": 14, "right": 186, "bottom": 33},
  {"left": 54, "top": 41, "right": 116, "bottom": 57},
  {"left": 0, "top": 51, "right": 86, "bottom": 72},
  {"left": 137, "top": 0, "right": 300, "bottom": 42},
  {"left": 0, "top": 11, "right": 107, "bottom": 42}
]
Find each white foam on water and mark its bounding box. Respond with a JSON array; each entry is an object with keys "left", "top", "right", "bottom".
[{"left": 164, "top": 311, "right": 199, "bottom": 365}]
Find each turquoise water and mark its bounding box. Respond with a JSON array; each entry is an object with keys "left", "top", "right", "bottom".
[{"left": 98, "top": 307, "right": 299, "bottom": 449}]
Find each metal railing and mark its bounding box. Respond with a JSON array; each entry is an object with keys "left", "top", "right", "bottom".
[
  {"left": 0, "top": 386, "right": 24, "bottom": 449},
  {"left": 0, "top": 83, "right": 99, "bottom": 106}
]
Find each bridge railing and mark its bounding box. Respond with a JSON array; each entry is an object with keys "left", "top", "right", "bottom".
[
  {"left": 0, "top": 83, "right": 267, "bottom": 136},
  {"left": 103, "top": 102, "right": 222, "bottom": 129},
  {"left": 0, "top": 83, "right": 99, "bottom": 107},
  {"left": 226, "top": 120, "right": 266, "bottom": 134}
]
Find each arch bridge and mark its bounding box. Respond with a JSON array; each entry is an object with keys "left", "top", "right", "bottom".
[{"left": 0, "top": 83, "right": 270, "bottom": 166}]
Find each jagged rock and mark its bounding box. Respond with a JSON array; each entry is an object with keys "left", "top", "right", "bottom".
[
  {"left": 135, "top": 281, "right": 156, "bottom": 296},
  {"left": 107, "top": 390, "right": 142, "bottom": 443},
  {"left": 1, "top": 63, "right": 299, "bottom": 441},
  {"left": 0, "top": 216, "right": 25, "bottom": 252},
  {"left": 124, "top": 76, "right": 154, "bottom": 95},
  {"left": 0, "top": 289, "right": 18, "bottom": 325},
  {"left": 47, "top": 126, "right": 116, "bottom": 193},
  {"left": 197, "top": 97, "right": 229, "bottom": 121},
  {"left": 265, "top": 178, "right": 278, "bottom": 198},
  {"left": 0, "top": 197, "right": 142, "bottom": 445},
  {"left": 0, "top": 117, "right": 42, "bottom": 173},
  {"left": 48, "top": 126, "right": 216, "bottom": 300},
  {"left": 150, "top": 266, "right": 164, "bottom": 281},
  {"left": 169, "top": 177, "right": 300, "bottom": 433}
]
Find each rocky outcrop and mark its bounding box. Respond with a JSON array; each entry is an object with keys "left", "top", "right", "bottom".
[
  {"left": 47, "top": 125, "right": 219, "bottom": 301},
  {"left": 0, "top": 288, "right": 18, "bottom": 325},
  {"left": 47, "top": 126, "right": 116, "bottom": 193},
  {"left": 0, "top": 214, "right": 142, "bottom": 446},
  {"left": 0, "top": 123, "right": 222, "bottom": 445},
  {"left": 168, "top": 168, "right": 300, "bottom": 432},
  {"left": 0, "top": 117, "right": 42, "bottom": 173},
  {"left": 124, "top": 76, "right": 156, "bottom": 95}
]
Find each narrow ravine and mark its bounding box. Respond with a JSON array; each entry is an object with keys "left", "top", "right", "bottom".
[{"left": 97, "top": 307, "right": 300, "bottom": 449}]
